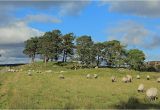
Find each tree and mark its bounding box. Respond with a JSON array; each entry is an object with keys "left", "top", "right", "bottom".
[
  {"left": 51, "top": 30, "right": 62, "bottom": 61},
  {"left": 23, "top": 37, "right": 39, "bottom": 63},
  {"left": 62, "top": 33, "right": 75, "bottom": 62},
  {"left": 104, "top": 40, "right": 127, "bottom": 67},
  {"left": 76, "top": 36, "right": 95, "bottom": 67},
  {"left": 37, "top": 30, "right": 62, "bottom": 63},
  {"left": 37, "top": 32, "right": 53, "bottom": 64},
  {"left": 127, "top": 49, "right": 145, "bottom": 70},
  {"left": 93, "top": 42, "right": 105, "bottom": 66}
]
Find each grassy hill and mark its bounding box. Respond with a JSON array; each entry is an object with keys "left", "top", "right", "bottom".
[{"left": 0, "top": 62, "right": 160, "bottom": 109}]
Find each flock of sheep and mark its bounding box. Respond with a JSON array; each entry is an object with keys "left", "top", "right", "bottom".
[
  {"left": 7, "top": 68, "right": 159, "bottom": 101},
  {"left": 59, "top": 73, "right": 160, "bottom": 101},
  {"left": 112, "top": 74, "right": 159, "bottom": 101}
]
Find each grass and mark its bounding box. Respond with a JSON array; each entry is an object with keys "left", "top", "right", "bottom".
[{"left": 0, "top": 62, "right": 160, "bottom": 109}]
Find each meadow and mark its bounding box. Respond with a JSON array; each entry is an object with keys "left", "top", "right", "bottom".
[{"left": 0, "top": 62, "right": 160, "bottom": 109}]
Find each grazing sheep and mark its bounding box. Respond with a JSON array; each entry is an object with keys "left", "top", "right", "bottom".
[
  {"left": 147, "top": 75, "right": 150, "bottom": 80},
  {"left": 136, "top": 75, "right": 140, "bottom": 79},
  {"left": 28, "top": 72, "right": 32, "bottom": 76},
  {"left": 86, "top": 74, "right": 91, "bottom": 79},
  {"left": 8, "top": 69, "right": 16, "bottom": 72},
  {"left": 60, "top": 71, "right": 66, "bottom": 73},
  {"left": 45, "top": 70, "right": 52, "bottom": 73},
  {"left": 95, "top": 66, "right": 98, "bottom": 69},
  {"left": 8, "top": 69, "right": 11, "bottom": 72},
  {"left": 111, "top": 76, "right": 116, "bottom": 82},
  {"left": 146, "top": 88, "right": 158, "bottom": 101},
  {"left": 157, "top": 78, "right": 160, "bottom": 83},
  {"left": 93, "top": 74, "right": 98, "bottom": 79},
  {"left": 122, "top": 77, "right": 128, "bottom": 83},
  {"left": 59, "top": 74, "right": 65, "bottom": 79},
  {"left": 137, "top": 84, "right": 144, "bottom": 92},
  {"left": 126, "top": 75, "right": 132, "bottom": 82}
]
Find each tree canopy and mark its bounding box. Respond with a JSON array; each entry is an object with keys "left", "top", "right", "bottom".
[{"left": 23, "top": 29, "right": 146, "bottom": 70}]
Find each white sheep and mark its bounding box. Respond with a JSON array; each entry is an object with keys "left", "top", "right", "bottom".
[
  {"left": 86, "top": 74, "right": 91, "bottom": 79},
  {"left": 136, "top": 75, "right": 140, "bottom": 79},
  {"left": 28, "top": 71, "right": 32, "bottom": 76},
  {"left": 146, "top": 88, "right": 158, "bottom": 101},
  {"left": 45, "top": 70, "right": 52, "bottom": 73},
  {"left": 122, "top": 77, "right": 128, "bottom": 83},
  {"left": 137, "top": 84, "right": 144, "bottom": 92},
  {"left": 126, "top": 75, "right": 132, "bottom": 82},
  {"left": 60, "top": 71, "right": 65, "bottom": 73},
  {"left": 93, "top": 74, "right": 98, "bottom": 79},
  {"left": 111, "top": 76, "right": 116, "bottom": 82},
  {"left": 147, "top": 75, "right": 150, "bottom": 80},
  {"left": 59, "top": 74, "right": 65, "bottom": 79},
  {"left": 157, "top": 78, "right": 160, "bottom": 83},
  {"left": 95, "top": 66, "right": 98, "bottom": 69}
]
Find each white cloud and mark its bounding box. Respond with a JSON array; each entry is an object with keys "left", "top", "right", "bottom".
[
  {"left": 0, "top": 1, "right": 90, "bottom": 25},
  {"left": 59, "top": 1, "right": 90, "bottom": 16},
  {"left": 0, "top": 21, "right": 43, "bottom": 44},
  {"left": 108, "top": 1, "right": 160, "bottom": 18},
  {"left": 24, "top": 14, "right": 62, "bottom": 23},
  {"left": 0, "top": 49, "right": 6, "bottom": 55},
  {"left": 107, "top": 20, "right": 160, "bottom": 49}
]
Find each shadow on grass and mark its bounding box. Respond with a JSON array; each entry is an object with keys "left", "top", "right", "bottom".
[{"left": 113, "top": 97, "right": 160, "bottom": 109}]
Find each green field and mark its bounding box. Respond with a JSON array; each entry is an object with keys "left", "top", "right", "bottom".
[{"left": 0, "top": 62, "right": 160, "bottom": 109}]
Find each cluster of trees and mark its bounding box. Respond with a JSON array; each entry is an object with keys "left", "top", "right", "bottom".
[{"left": 23, "top": 29, "right": 145, "bottom": 71}]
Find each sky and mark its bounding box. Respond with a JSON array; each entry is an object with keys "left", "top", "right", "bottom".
[{"left": 0, "top": 0, "right": 160, "bottom": 64}]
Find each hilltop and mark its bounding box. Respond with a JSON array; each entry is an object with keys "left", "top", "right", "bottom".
[{"left": 0, "top": 62, "right": 160, "bottom": 109}]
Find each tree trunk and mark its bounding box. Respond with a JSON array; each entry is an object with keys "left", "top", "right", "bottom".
[
  {"left": 47, "top": 58, "right": 49, "bottom": 62},
  {"left": 54, "top": 54, "right": 58, "bottom": 62},
  {"left": 44, "top": 56, "right": 47, "bottom": 64},
  {"left": 65, "top": 52, "right": 67, "bottom": 62},
  {"left": 51, "top": 58, "right": 53, "bottom": 62},
  {"left": 97, "top": 56, "right": 100, "bottom": 66},
  {"left": 62, "top": 50, "right": 65, "bottom": 62},
  {"left": 31, "top": 55, "right": 35, "bottom": 63}
]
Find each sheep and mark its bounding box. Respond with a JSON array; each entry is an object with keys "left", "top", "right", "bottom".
[
  {"left": 28, "top": 71, "right": 32, "bottom": 76},
  {"left": 45, "top": 70, "right": 52, "bottom": 73},
  {"left": 95, "top": 66, "right": 98, "bottom": 69},
  {"left": 157, "top": 78, "right": 160, "bottom": 83},
  {"left": 126, "top": 75, "right": 132, "bottom": 82},
  {"left": 86, "top": 74, "right": 91, "bottom": 79},
  {"left": 59, "top": 74, "right": 65, "bottom": 79},
  {"left": 146, "top": 88, "right": 158, "bottom": 101},
  {"left": 93, "top": 74, "right": 98, "bottom": 79},
  {"left": 111, "top": 76, "right": 116, "bottom": 82},
  {"left": 60, "top": 71, "right": 65, "bottom": 73},
  {"left": 147, "top": 75, "right": 150, "bottom": 80},
  {"left": 136, "top": 75, "right": 140, "bottom": 79},
  {"left": 122, "top": 77, "right": 128, "bottom": 83},
  {"left": 137, "top": 84, "right": 144, "bottom": 92},
  {"left": 8, "top": 69, "right": 16, "bottom": 72}
]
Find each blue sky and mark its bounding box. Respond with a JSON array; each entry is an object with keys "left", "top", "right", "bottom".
[{"left": 0, "top": 1, "right": 160, "bottom": 64}]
